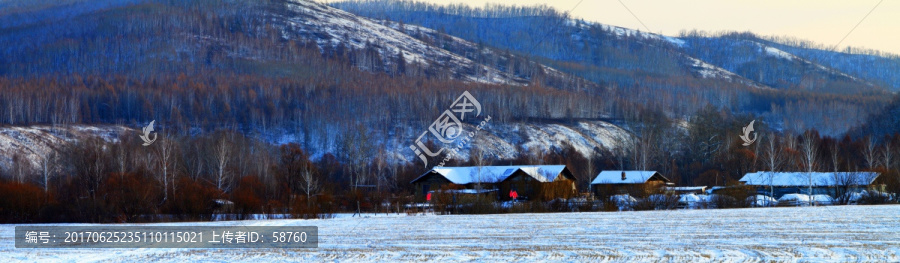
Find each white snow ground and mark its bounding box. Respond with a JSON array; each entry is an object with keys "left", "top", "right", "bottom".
[{"left": 3, "top": 205, "right": 899, "bottom": 262}]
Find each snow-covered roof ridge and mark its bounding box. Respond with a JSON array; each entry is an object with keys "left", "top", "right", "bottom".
[
  {"left": 740, "top": 171, "right": 880, "bottom": 187},
  {"left": 591, "top": 170, "right": 668, "bottom": 185},
  {"left": 411, "top": 165, "right": 568, "bottom": 184}
]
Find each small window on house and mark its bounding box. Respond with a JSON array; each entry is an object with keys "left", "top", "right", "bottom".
[{"left": 423, "top": 184, "right": 430, "bottom": 196}]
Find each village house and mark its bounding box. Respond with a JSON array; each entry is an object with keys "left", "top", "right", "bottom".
[
  {"left": 590, "top": 170, "right": 671, "bottom": 198},
  {"left": 410, "top": 165, "right": 577, "bottom": 201},
  {"left": 739, "top": 171, "right": 882, "bottom": 199}
]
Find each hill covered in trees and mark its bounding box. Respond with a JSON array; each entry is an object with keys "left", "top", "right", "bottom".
[
  {"left": 332, "top": 0, "right": 896, "bottom": 135},
  {"left": 1, "top": 0, "right": 899, "bottom": 223}
]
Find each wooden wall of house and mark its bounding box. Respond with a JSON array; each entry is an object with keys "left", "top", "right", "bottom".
[
  {"left": 499, "top": 171, "right": 577, "bottom": 201},
  {"left": 499, "top": 171, "right": 538, "bottom": 201},
  {"left": 593, "top": 181, "right": 667, "bottom": 199},
  {"left": 538, "top": 179, "right": 577, "bottom": 201},
  {"left": 413, "top": 174, "right": 452, "bottom": 202}
]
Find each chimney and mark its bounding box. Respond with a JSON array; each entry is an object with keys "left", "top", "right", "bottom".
[{"left": 621, "top": 171, "right": 626, "bottom": 181}]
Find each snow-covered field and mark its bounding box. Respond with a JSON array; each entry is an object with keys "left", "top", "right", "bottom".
[{"left": 3, "top": 205, "right": 900, "bottom": 262}]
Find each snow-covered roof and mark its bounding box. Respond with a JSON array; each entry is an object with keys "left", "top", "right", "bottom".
[
  {"left": 590, "top": 171, "right": 668, "bottom": 185},
  {"left": 411, "top": 165, "right": 569, "bottom": 184},
  {"left": 740, "top": 172, "right": 880, "bottom": 187}
]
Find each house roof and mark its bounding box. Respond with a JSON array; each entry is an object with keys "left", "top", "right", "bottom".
[
  {"left": 739, "top": 172, "right": 880, "bottom": 187},
  {"left": 410, "top": 165, "right": 568, "bottom": 184},
  {"left": 590, "top": 171, "right": 668, "bottom": 185}
]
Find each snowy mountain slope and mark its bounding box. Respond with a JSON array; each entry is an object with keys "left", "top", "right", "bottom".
[
  {"left": 333, "top": 0, "right": 891, "bottom": 96},
  {"left": 763, "top": 40, "right": 900, "bottom": 91},
  {"left": 753, "top": 42, "right": 870, "bottom": 85},
  {"left": 537, "top": 18, "right": 885, "bottom": 94},
  {"left": 0, "top": 125, "right": 131, "bottom": 171},
  {"left": 378, "top": 19, "right": 604, "bottom": 92},
  {"left": 271, "top": 120, "right": 633, "bottom": 165},
  {"left": 679, "top": 36, "right": 885, "bottom": 94},
  {"left": 0, "top": 119, "right": 631, "bottom": 171},
  {"left": 277, "top": 0, "right": 529, "bottom": 85},
  {"left": 563, "top": 19, "right": 773, "bottom": 90},
  {"left": 277, "top": 0, "right": 599, "bottom": 89},
  {"left": 444, "top": 121, "right": 632, "bottom": 162},
  {"left": 589, "top": 22, "right": 767, "bottom": 88},
  {"left": 595, "top": 23, "right": 684, "bottom": 47}
]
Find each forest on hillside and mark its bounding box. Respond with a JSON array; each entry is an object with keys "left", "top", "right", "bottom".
[
  {"left": 1, "top": 0, "right": 899, "bottom": 223},
  {"left": 333, "top": 0, "right": 895, "bottom": 135}
]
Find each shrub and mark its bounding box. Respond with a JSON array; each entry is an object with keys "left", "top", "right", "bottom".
[
  {"left": 100, "top": 173, "right": 160, "bottom": 222},
  {"left": 232, "top": 176, "right": 266, "bottom": 220},
  {"left": 168, "top": 177, "right": 221, "bottom": 221},
  {"left": 0, "top": 181, "right": 45, "bottom": 223},
  {"left": 633, "top": 194, "right": 679, "bottom": 211}
]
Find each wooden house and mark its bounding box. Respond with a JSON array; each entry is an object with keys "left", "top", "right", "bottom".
[
  {"left": 410, "top": 165, "right": 577, "bottom": 201},
  {"left": 739, "top": 171, "right": 881, "bottom": 199},
  {"left": 590, "top": 171, "right": 670, "bottom": 198}
]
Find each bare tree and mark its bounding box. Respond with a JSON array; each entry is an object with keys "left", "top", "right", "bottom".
[
  {"left": 528, "top": 145, "right": 544, "bottom": 165},
  {"left": 636, "top": 131, "right": 655, "bottom": 171},
  {"left": 583, "top": 151, "right": 599, "bottom": 193},
  {"left": 339, "top": 125, "right": 374, "bottom": 190},
  {"left": 862, "top": 137, "right": 878, "bottom": 170},
  {"left": 68, "top": 138, "right": 109, "bottom": 200},
  {"left": 616, "top": 142, "right": 628, "bottom": 170},
  {"left": 114, "top": 140, "right": 129, "bottom": 178},
  {"left": 9, "top": 153, "right": 31, "bottom": 184},
  {"left": 799, "top": 132, "right": 819, "bottom": 205},
  {"left": 298, "top": 159, "right": 319, "bottom": 207},
  {"left": 185, "top": 142, "right": 204, "bottom": 181},
  {"left": 279, "top": 143, "right": 319, "bottom": 207},
  {"left": 831, "top": 171, "right": 860, "bottom": 205},
  {"left": 155, "top": 135, "right": 175, "bottom": 203},
  {"left": 762, "top": 135, "right": 783, "bottom": 200},
  {"left": 372, "top": 148, "right": 393, "bottom": 192},
  {"left": 829, "top": 141, "right": 841, "bottom": 173},
  {"left": 880, "top": 139, "right": 894, "bottom": 171},
  {"left": 470, "top": 142, "right": 490, "bottom": 190},
  {"left": 38, "top": 151, "right": 59, "bottom": 193},
  {"left": 213, "top": 135, "right": 232, "bottom": 192}
]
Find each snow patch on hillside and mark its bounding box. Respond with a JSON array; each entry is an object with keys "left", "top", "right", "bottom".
[
  {"left": 753, "top": 41, "right": 870, "bottom": 85},
  {"left": 596, "top": 23, "right": 685, "bottom": 47},
  {"left": 0, "top": 125, "right": 130, "bottom": 171},
  {"left": 687, "top": 57, "right": 737, "bottom": 79},
  {"left": 263, "top": 120, "right": 633, "bottom": 165},
  {"left": 764, "top": 46, "right": 794, "bottom": 61},
  {"left": 281, "top": 0, "right": 525, "bottom": 85},
  {"left": 390, "top": 120, "right": 632, "bottom": 164}
]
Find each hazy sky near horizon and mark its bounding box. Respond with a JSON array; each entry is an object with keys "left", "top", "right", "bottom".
[{"left": 403, "top": 0, "right": 899, "bottom": 55}]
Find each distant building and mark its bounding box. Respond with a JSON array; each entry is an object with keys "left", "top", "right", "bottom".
[
  {"left": 739, "top": 171, "right": 882, "bottom": 199},
  {"left": 590, "top": 171, "right": 670, "bottom": 198},
  {"left": 410, "top": 165, "right": 577, "bottom": 201}
]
